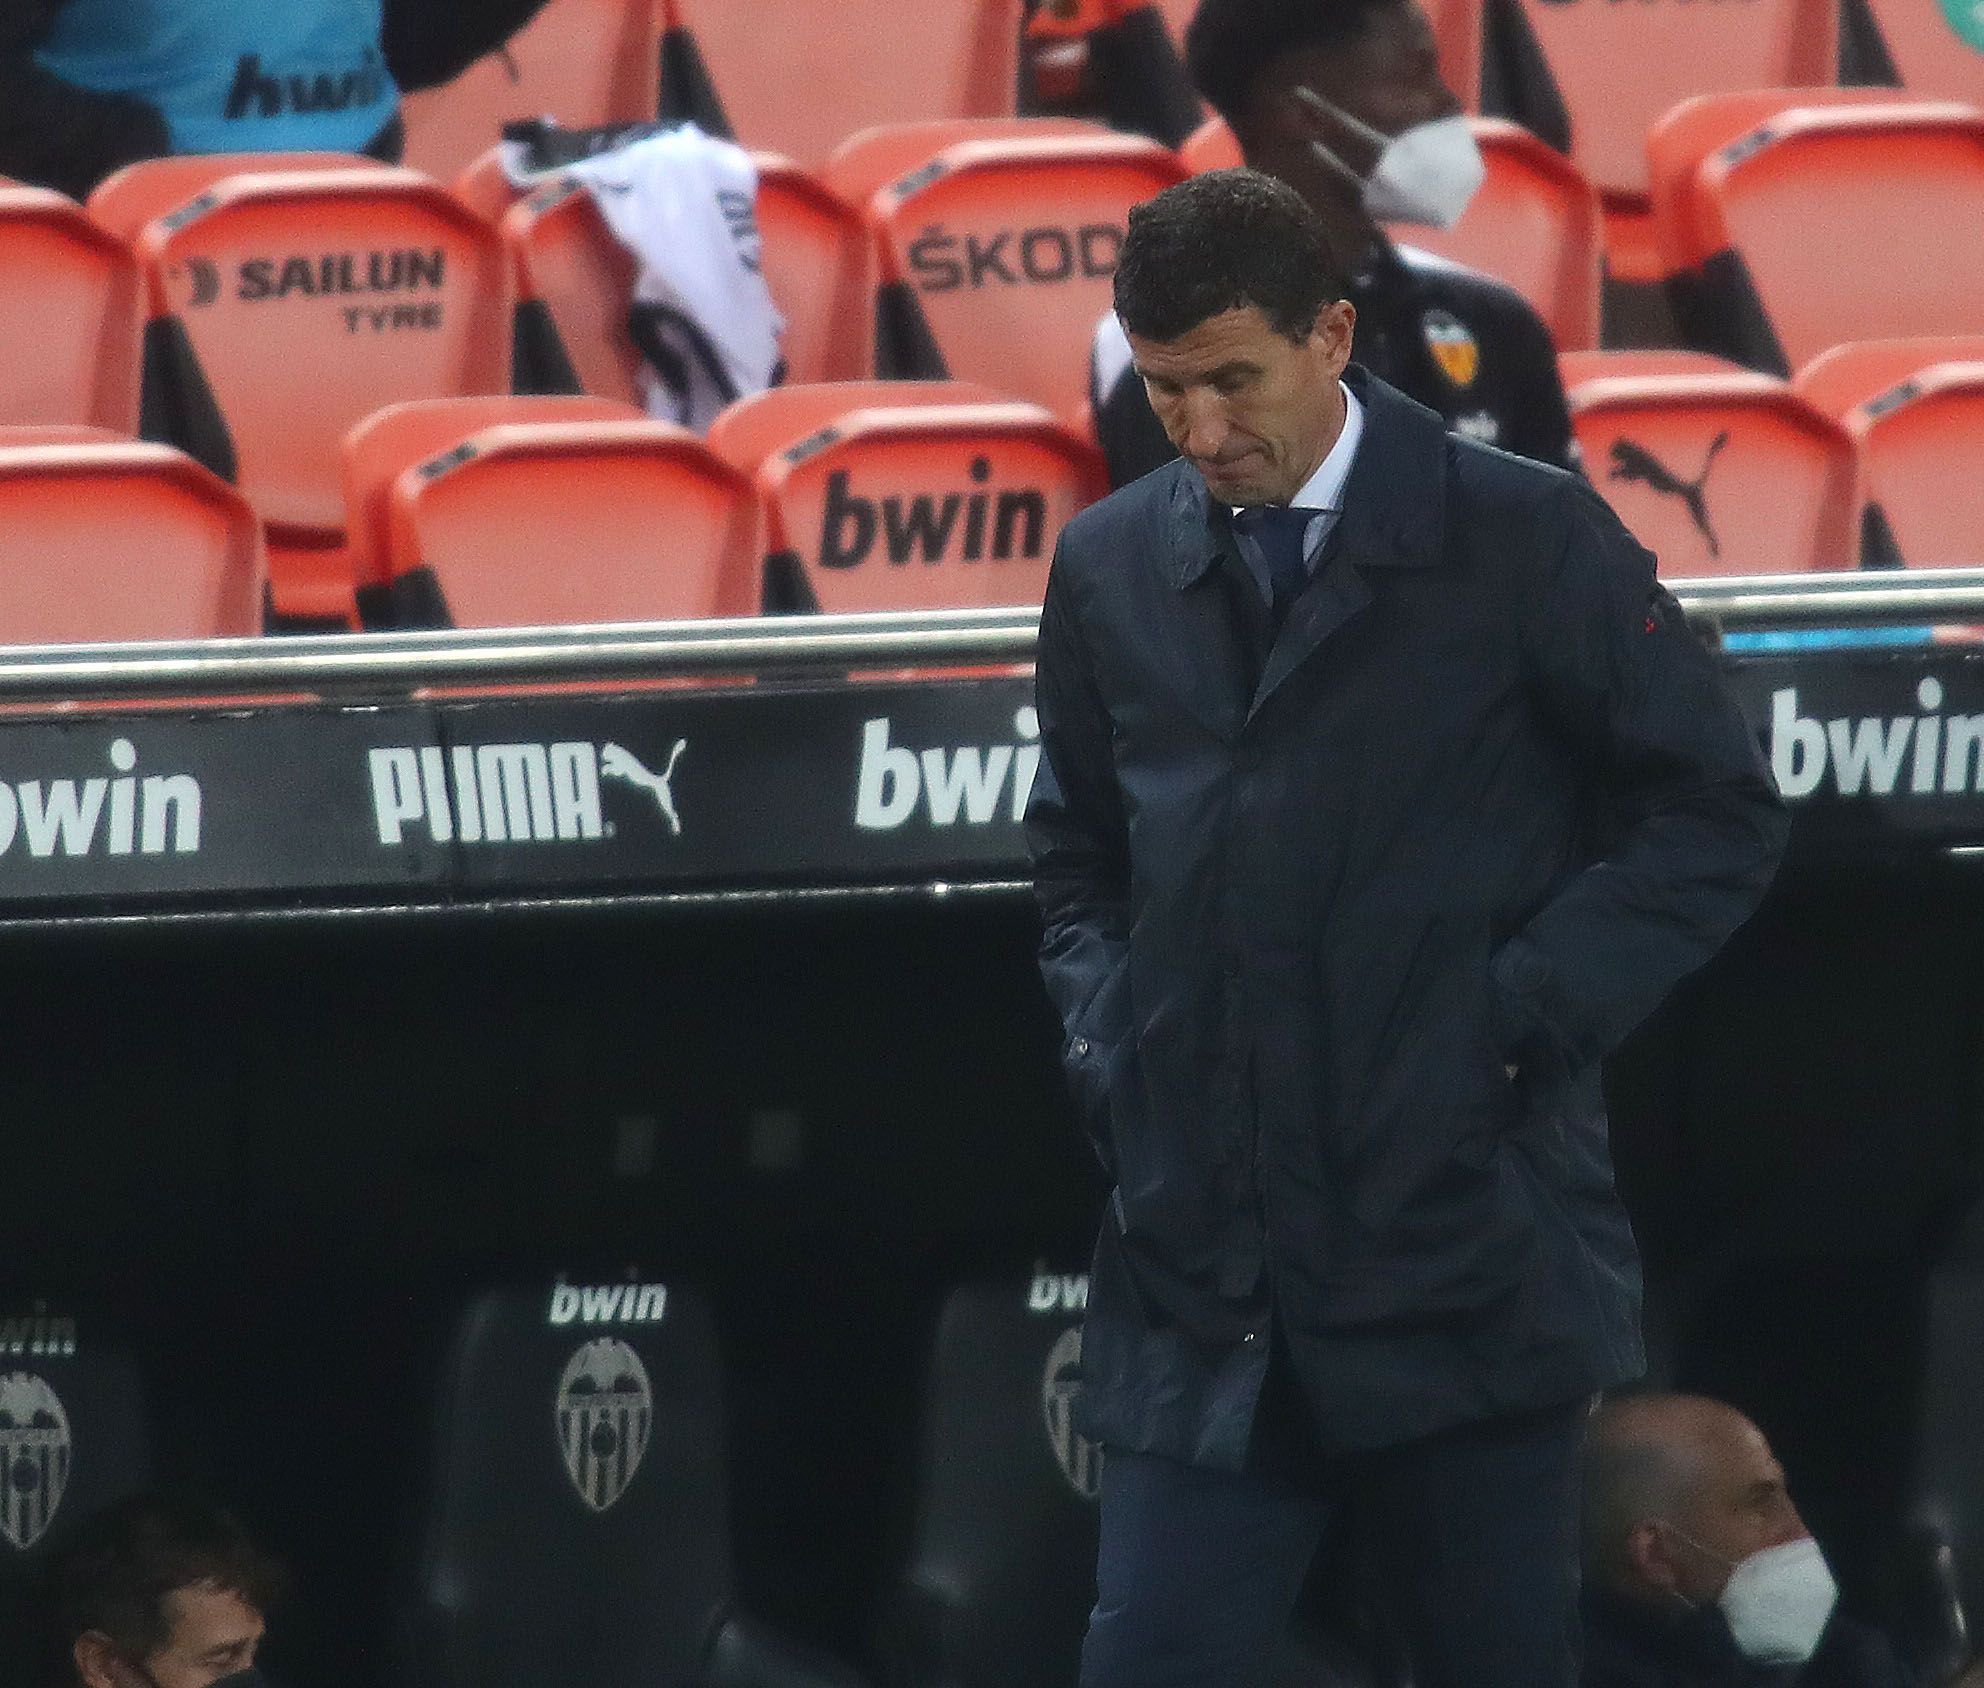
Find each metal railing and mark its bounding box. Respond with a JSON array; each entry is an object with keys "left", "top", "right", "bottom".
[{"left": 0, "top": 571, "right": 1979, "bottom": 701}]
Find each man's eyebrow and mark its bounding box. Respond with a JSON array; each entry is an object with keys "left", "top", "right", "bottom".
[{"left": 1135, "top": 361, "right": 1260, "bottom": 385}]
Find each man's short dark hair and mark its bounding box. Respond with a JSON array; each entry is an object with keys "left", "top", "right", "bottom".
[
  {"left": 1186, "top": 0, "right": 1403, "bottom": 126},
  {"left": 1114, "top": 169, "right": 1347, "bottom": 345},
  {"left": 51, "top": 1492, "right": 286, "bottom": 1666}
]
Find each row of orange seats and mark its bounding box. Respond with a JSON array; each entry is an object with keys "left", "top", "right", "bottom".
[
  {"left": 2, "top": 340, "right": 1978, "bottom": 651},
  {"left": 402, "top": 0, "right": 1982, "bottom": 279},
  {"left": 1561, "top": 341, "right": 1984, "bottom": 576},
  {"left": 0, "top": 383, "right": 1104, "bottom": 643}
]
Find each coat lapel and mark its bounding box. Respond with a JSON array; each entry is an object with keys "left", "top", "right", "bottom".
[
  {"left": 1156, "top": 468, "right": 1255, "bottom": 740},
  {"left": 1247, "top": 368, "right": 1451, "bottom": 722}
]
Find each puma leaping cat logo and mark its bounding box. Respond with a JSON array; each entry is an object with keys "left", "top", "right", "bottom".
[
  {"left": 1609, "top": 432, "right": 1729, "bottom": 558},
  {"left": 598, "top": 740, "right": 686, "bottom": 837}
]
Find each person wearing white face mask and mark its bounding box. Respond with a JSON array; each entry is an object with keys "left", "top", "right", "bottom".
[
  {"left": 1090, "top": 0, "right": 1581, "bottom": 490},
  {"left": 1580, "top": 1394, "right": 1980, "bottom": 1688}
]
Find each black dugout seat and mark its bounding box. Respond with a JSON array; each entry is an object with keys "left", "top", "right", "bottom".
[
  {"left": 0, "top": 1300, "right": 151, "bottom": 1688},
  {"left": 883, "top": 1270, "right": 1390, "bottom": 1688},
  {"left": 403, "top": 1279, "right": 869, "bottom": 1688}
]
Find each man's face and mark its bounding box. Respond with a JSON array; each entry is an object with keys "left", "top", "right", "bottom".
[
  {"left": 1242, "top": 3, "right": 1463, "bottom": 218},
  {"left": 85, "top": 1583, "right": 264, "bottom": 1688},
  {"left": 1129, "top": 301, "right": 1356, "bottom": 506},
  {"left": 1655, "top": 1417, "right": 1810, "bottom": 1605}
]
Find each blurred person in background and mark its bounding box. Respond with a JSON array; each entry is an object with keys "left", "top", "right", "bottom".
[
  {"left": 0, "top": 0, "right": 550, "bottom": 201},
  {"left": 1583, "top": 1394, "right": 1984, "bottom": 1688},
  {"left": 43, "top": 1491, "right": 285, "bottom": 1688},
  {"left": 1093, "top": 0, "right": 1580, "bottom": 486}
]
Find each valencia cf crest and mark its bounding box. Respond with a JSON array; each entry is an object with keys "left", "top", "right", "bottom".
[
  {"left": 1421, "top": 309, "right": 1480, "bottom": 389},
  {"left": 1040, "top": 1326, "right": 1102, "bottom": 1500},
  {"left": 555, "top": 1340, "right": 652, "bottom": 1514},
  {"left": 0, "top": 1372, "right": 71, "bottom": 1550}
]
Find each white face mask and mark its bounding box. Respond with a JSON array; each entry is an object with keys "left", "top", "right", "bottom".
[
  {"left": 1717, "top": 1536, "right": 1840, "bottom": 1664},
  {"left": 1296, "top": 87, "right": 1485, "bottom": 229}
]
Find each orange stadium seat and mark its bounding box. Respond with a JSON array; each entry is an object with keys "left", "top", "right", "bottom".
[
  {"left": 866, "top": 134, "right": 1187, "bottom": 421},
  {"left": 1675, "top": 103, "right": 1984, "bottom": 375},
  {"left": 450, "top": 147, "right": 524, "bottom": 226},
  {"left": 85, "top": 152, "right": 382, "bottom": 243},
  {"left": 1149, "top": 0, "right": 1484, "bottom": 105},
  {"left": 1497, "top": 0, "right": 1836, "bottom": 276},
  {"left": 707, "top": 380, "right": 1005, "bottom": 474},
  {"left": 342, "top": 396, "right": 644, "bottom": 609},
  {"left": 1179, "top": 116, "right": 1600, "bottom": 350},
  {"left": 824, "top": 118, "right": 1109, "bottom": 210},
  {"left": 397, "top": 0, "right": 668, "bottom": 183},
  {"left": 1793, "top": 336, "right": 1984, "bottom": 419},
  {"left": 1559, "top": 350, "right": 1746, "bottom": 391},
  {"left": 505, "top": 159, "right": 874, "bottom": 403},
  {"left": 380, "top": 419, "right": 763, "bottom": 627},
  {"left": 1858, "top": 0, "right": 1984, "bottom": 103},
  {"left": 1842, "top": 360, "right": 1984, "bottom": 569},
  {"left": 667, "top": 0, "right": 1025, "bottom": 165},
  {"left": 1567, "top": 372, "right": 1858, "bottom": 578},
  {"left": 717, "top": 392, "right": 1105, "bottom": 612},
  {"left": 0, "top": 187, "right": 141, "bottom": 433},
  {"left": 1644, "top": 90, "right": 1932, "bottom": 280},
  {"left": 0, "top": 442, "right": 264, "bottom": 640}
]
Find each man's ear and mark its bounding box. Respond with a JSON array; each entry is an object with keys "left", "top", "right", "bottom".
[
  {"left": 73, "top": 1631, "right": 127, "bottom": 1688},
  {"left": 1626, "top": 1520, "right": 1684, "bottom": 1598},
  {"left": 1313, "top": 299, "right": 1357, "bottom": 379}
]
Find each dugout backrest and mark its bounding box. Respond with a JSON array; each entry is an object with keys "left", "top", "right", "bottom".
[
  {"left": 0, "top": 188, "right": 141, "bottom": 434},
  {"left": 1794, "top": 337, "right": 1984, "bottom": 420},
  {"left": 130, "top": 167, "right": 512, "bottom": 543},
  {"left": 706, "top": 380, "right": 1004, "bottom": 474},
  {"left": 1567, "top": 373, "right": 1858, "bottom": 577},
  {"left": 824, "top": 119, "right": 1107, "bottom": 210},
  {"left": 381, "top": 419, "right": 763, "bottom": 627},
  {"left": 0, "top": 1302, "right": 151, "bottom": 1668},
  {"left": 1559, "top": 350, "right": 1745, "bottom": 390},
  {"left": 1676, "top": 103, "right": 1984, "bottom": 375},
  {"left": 505, "top": 162, "right": 873, "bottom": 404},
  {"left": 883, "top": 1271, "right": 1101, "bottom": 1688},
  {"left": 0, "top": 442, "right": 265, "bottom": 641},
  {"left": 342, "top": 394, "right": 644, "bottom": 601},
  {"left": 724, "top": 396, "right": 1104, "bottom": 613},
  {"left": 1842, "top": 361, "right": 1984, "bottom": 570},
  {"left": 866, "top": 134, "right": 1187, "bottom": 421},
  {"left": 666, "top": 0, "right": 1024, "bottom": 165},
  {"left": 1494, "top": 0, "right": 1836, "bottom": 204},
  {"left": 85, "top": 152, "right": 382, "bottom": 244},
  {"left": 397, "top": 0, "right": 669, "bottom": 183}
]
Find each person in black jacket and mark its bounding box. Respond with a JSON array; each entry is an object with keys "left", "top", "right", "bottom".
[
  {"left": 1581, "top": 1394, "right": 1969, "bottom": 1688},
  {"left": 0, "top": 0, "right": 549, "bottom": 202},
  {"left": 1092, "top": 0, "right": 1580, "bottom": 487},
  {"left": 1028, "top": 169, "right": 1787, "bottom": 1688}
]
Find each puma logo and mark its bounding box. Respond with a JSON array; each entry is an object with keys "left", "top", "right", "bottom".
[
  {"left": 1609, "top": 433, "right": 1728, "bottom": 558},
  {"left": 598, "top": 740, "right": 686, "bottom": 837}
]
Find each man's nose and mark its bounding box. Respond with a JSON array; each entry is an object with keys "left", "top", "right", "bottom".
[{"left": 1178, "top": 392, "right": 1230, "bottom": 460}]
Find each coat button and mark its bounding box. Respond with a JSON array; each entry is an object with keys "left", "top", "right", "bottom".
[
  {"left": 1242, "top": 1331, "right": 1258, "bottom": 1343},
  {"left": 1070, "top": 1037, "right": 1090, "bottom": 1058}
]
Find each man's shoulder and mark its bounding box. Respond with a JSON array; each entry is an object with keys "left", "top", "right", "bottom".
[
  {"left": 1392, "top": 242, "right": 1554, "bottom": 340},
  {"left": 1061, "top": 456, "right": 1192, "bottom": 551}
]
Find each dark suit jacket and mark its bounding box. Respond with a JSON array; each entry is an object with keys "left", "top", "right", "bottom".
[
  {"left": 1583, "top": 1590, "right": 1921, "bottom": 1688},
  {"left": 1026, "top": 365, "right": 1789, "bottom": 1466}
]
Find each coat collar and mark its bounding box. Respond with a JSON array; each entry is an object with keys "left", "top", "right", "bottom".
[{"left": 1163, "top": 364, "right": 1449, "bottom": 593}]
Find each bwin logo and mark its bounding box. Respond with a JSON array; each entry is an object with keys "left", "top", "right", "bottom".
[
  {"left": 819, "top": 460, "right": 1050, "bottom": 571},
  {"left": 1041, "top": 1327, "right": 1102, "bottom": 1501},
  {"left": 370, "top": 740, "right": 686, "bottom": 846},
  {"left": 1028, "top": 1265, "right": 1090, "bottom": 1316},
  {"left": 0, "top": 739, "right": 201, "bottom": 860},
  {"left": 0, "top": 1373, "right": 71, "bottom": 1551},
  {"left": 547, "top": 1281, "right": 669, "bottom": 1327},
  {"left": 856, "top": 708, "right": 1039, "bottom": 831},
  {"left": 556, "top": 1340, "right": 652, "bottom": 1515},
  {"left": 1773, "top": 680, "right": 1984, "bottom": 800}
]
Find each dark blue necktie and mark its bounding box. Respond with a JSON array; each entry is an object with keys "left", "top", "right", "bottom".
[{"left": 1236, "top": 505, "right": 1316, "bottom": 624}]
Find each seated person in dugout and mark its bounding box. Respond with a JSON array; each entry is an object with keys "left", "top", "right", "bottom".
[
  {"left": 1582, "top": 1393, "right": 1983, "bottom": 1688},
  {"left": 0, "top": 0, "right": 551, "bottom": 201},
  {"left": 1092, "top": 0, "right": 1581, "bottom": 488},
  {"left": 41, "top": 1490, "right": 286, "bottom": 1688}
]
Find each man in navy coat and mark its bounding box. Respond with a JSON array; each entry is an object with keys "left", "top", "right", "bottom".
[{"left": 1026, "top": 169, "right": 1789, "bottom": 1688}]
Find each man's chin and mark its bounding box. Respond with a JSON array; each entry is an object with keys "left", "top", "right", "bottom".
[{"left": 1194, "top": 461, "right": 1269, "bottom": 503}]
